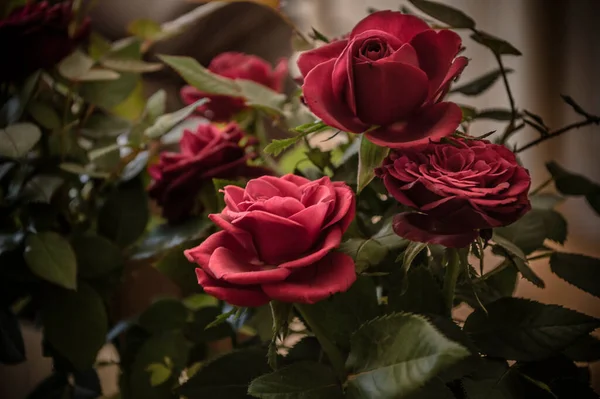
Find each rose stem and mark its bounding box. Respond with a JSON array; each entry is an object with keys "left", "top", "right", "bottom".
[
  {"left": 294, "top": 303, "right": 347, "bottom": 381},
  {"left": 515, "top": 116, "right": 600, "bottom": 153},
  {"left": 443, "top": 248, "right": 461, "bottom": 316}
]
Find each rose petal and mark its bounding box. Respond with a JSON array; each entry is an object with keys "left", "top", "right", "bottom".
[
  {"left": 431, "top": 56, "right": 468, "bottom": 102},
  {"left": 279, "top": 227, "right": 343, "bottom": 270},
  {"left": 272, "top": 57, "right": 289, "bottom": 92},
  {"left": 261, "top": 252, "right": 356, "bottom": 304},
  {"left": 184, "top": 230, "right": 254, "bottom": 268},
  {"left": 297, "top": 39, "right": 348, "bottom": 78},
  {"left": 207, "top": 215, "right": 260, "bottom": 256},
  {"left": 282, "top": 174, "right": 311, "bottom": 186},
  {"left": 247, "top": 196, "right": 306, "bottom": 218},
  {"left": 323, "top": 184, "right": 355, "bottom": 231},
  {"left": 354, "top": 60, "right": 429, "bottom": 125},
  {"left": 393, "top": 212, "right": 478, "bottom": 248},
  {"left": 233, "top": 211, "right": 313, "bottom": 265},
  {"left": 350, "top": 11, "right": 430, "bottom": 43},
  {"left": 302, "top": 58, "right": 368, "bottom": 133},
  {"left": 223, "top": 185, "right": 246, "bottom": 212},
  {"left": 289, "top": 201, "right": 331, "bottom": 244},
  {"left": 365, "top": 102, "right": 462, "bottom": 148},
  {"left": 208, "top": 247, "right": 290, "bottom": 285},
  {"left": 195, "top": 269, "right": 269, "bottom": 307}
]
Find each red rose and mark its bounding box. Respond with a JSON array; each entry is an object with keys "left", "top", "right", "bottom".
[
  {"left": 180, "top": 52, "right": 288, "bottom": 122},
  {"left": 0, "top": 1, "right": 90, "bottom": 82},
  {"left": 148, "top": 122, "right": 270, "bottom": 223},
  {"left": 184, "top": 174, "right": 356, "bottom": 306},
  {"left": 298, "top": 11, "right": 467, "bottom": 148},
  {"left": 376, "top": 139, "right": 531, "bottom": 248}
]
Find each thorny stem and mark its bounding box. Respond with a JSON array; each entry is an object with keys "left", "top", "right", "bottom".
[
  {"left": 516, "top": 116, "right": 600, "bottom": 153},
  {"left": 493, "top": 52, "right": 519, "bottom": 144}
]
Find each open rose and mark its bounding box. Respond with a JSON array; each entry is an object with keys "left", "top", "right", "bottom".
[
  {"left": 0, "top": 1, "right": 90, "bottom": 82},
  {"left": 184, "top": 175, "right": 356, "bottom": 306},
  {"left": 181, "top": 52, "right": 288, "bottom": 122},
  {"left": 148, "top": 122, "right": 270, "bottom": 223},
  {"left": 376, "top": 139, "right": 531, "bottom": 247},
  {"left": 298, "top": 11, "right": 467, "bottom": 148}
]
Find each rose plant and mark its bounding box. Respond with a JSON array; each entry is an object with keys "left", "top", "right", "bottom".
[{"left": 1, "top": 1, "right": 600, "bottom": 399}]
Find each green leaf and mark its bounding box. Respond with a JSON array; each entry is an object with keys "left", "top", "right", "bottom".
[
  {"left": 88, "top": 142, "right": 122, "bottom": 163},
  {"left": 300, "top": 277, "right": 379, "bottom": 351},
  {"left": 22, "top": 174, "right": 64, "bottom": 203},
  {"left": 213, "top": 178, "right": 246, "bottom": 210},
  {"left": 27, "top": 101, "right": 61, "bottom": 130},
  {"left": 58, "top": 50, "right": 95, "bottom": 80},
  {"left": 248, "top": 362, "right": 343, "bottom": 399},
  {"left": 130, "top": 330, "right": 191, "bottom": 399},
  {"left": 0, "top": 307, "right": 25, "bottom": 364},
  {"left": 463, "top": 297, "right": 600, "bottom": 361},
  {"left": 41, "top": 283, "right": 108, "bottom": 370},
  {"left": 546, "top": 161, "right": 600, "bottom": 197},
  {"left": 179, "top": 347, "right": 271, "bottom": 398},
  {"left": 492, "top": 232, "right": 544, "bottom": 288},
  {"left": 338, "top": 238, "right": 388, "bottom": 273},
  {"left": 139, "top": 298, "right": 189, "bottom": 334},
  {"left": 264, "top": 133, "right": 309, "bottom": 156},
  {"left": 71, "top": 233, "right": 123, "bottom": 279},
  {"left": 388, "top": 267, "right": 446, "bottom": 315},
  {"left": 346, "top": 313, "right": 470, "bottom": 399},
  {"left": 530, "top": 193, "right": 564, "bottom": 210},
  {"left": 98, "top": 177, "right": 149, "bottom": 248},
  {"left": 80, "top": 73, "right": 139, "bottom": 110},
  {"left": 24, "top": 232, "right": 77, "bottom": 290},
  {"left": 155, "top": 242, "right": 204, "bottom": 296},
  {"left": 562, "top": 334, "right": 600, "bottom": 362},
  {"left": 146, "top": 363, "right": 172, "bottom": 387},
  {"left": 59, "top": 163, "right": 110, "bottom": 179},
  {"left": 131, "top": 216, "right": 211, "bottom": 260},
  {"left": 128, "top": 18, "right": 163, "bottom": 40},
  {"left": 101, "top": 57, "right": 163, "bottom": 73},
  {"left": 475, "top": 109, "right": 514, "bottom": 121},
  {"left": 236, "top": 79, "right": 286, "bottom": 114},
  {"left": 451, "top": 69, "right": 514, "bottom": 96},
  {"left": 550, "top": 252, "right": 600, "bottom": 298},
  {"left": 560, "top": 94, "right": 592, "bottom": 118},
  {"left": 144, "top": 98, "right": 207, "bottom": 139},
  {"left": 159, "top": 54, "right": 240, "bottom": 97},
  {"left": 182, "top": 294, "right": 219, "bottom": 311},
  {"left": 305, "top": 148, "right": 332, "bottom": 171},
  {"left": 81, "top": 113, "right": 131, "bottom": 139},
  {"left": 145, "top": 90, "right": 167, "bottom": 123},
  {"left": 0, "top": 123, "right": 42, "bottom": 158},
  {"left": 495, "top": 209, "right": 567, "bottom": 255},
  {"left": 408, "top": 0, "right": 475, "bottom": 28},
  {"left": 0, "top": 71, "right": 39, "bottom": 127},
  {"left": 401, "top": 242, "right": 428, "bottom": 284},
  {"left": 471, "top": 31, "right": 523, "bottom": 56},
  {"left": 357, "top": 135, "right": 389, "bottom": 193},
  {"left": 310, "top": 27, "right": 331, "bottom": 43},
  {"left": 77, "top": 68, "right": 121, "bottom": 82},
  {"left": 89, "top": 32, "right": 112, "bottom": 60}
]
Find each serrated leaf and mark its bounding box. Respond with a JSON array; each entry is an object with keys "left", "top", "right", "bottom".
[
  {"left": 41, "top": 283, "right": 108, "bottom": 370},
  {"left": 408, "top": 0, "right": 475, "bottom": 28},
  {"left": 388, "top": 267, "right": 446, "bottom": 315},
  {"left": 492, "top": 232, "right": 544, "bottom": 288},
  {"left": 550, "top": 252, "right": 600, "bottom": 298},
  {"left": 546, "top": 161, "right": 600, "bottom": 196},
  {"left": 495, "top": 209, "right": 566, "bottom": 255},
  {"left": 264, "top": 133, "right": 309, "bottom": 156},
  {"left": 346, "top": 313, "right": 470, "bottom": 399},
  {"left": 357, "top": 135, "right": 388, "bottom": 193},
  {"left": 27, "top": 101, "right": 61, "bottom": 130},
  {"left": 101, "top": 57, "right": 163, "bottom": 73},
  {"left": 0, "top": 123, "right": 42, "bottom": 158},
  {"left": 248, "top": 362, "right": 343, "bottom": 399},
  {"left": 159, "top": 54, "right": 240, "bottom": 97},
  {"left": 463, "top": 297, "right": 600, "bottom": 361},
  {"left": 237, "top": 79, "right": 286, "bottom": 114},
  {"left": 24, "top": 232, "right": 77, "bottom": 290},
  {"left": 144, "top": 98, "right": 207, "bottom": 139},
  {"left": 338, "top": 238, "right": 388, "bottom": 273},
  {"left": 451, "top": 69, "right": 514, "bottom": 96},
  {"left": 471, "top": 31, "right": 522, "bottom": 56}
]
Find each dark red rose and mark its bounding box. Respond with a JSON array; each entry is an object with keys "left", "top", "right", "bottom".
[
  {"left": 0, "top": 1, "right": 90, "bottom": 82},
  {"left": 376, "top": 139, "right": 531, "bottom": 247},
  {"left": 180, "top": 52, "right": 288, "bottom": 122},
  {"left": 297, "top": 10, "right": 467, "bottom": 148},
  {"left": 148, "top": 122, "right": 271, "bottom": 223},
  {"left": 184, "top": 174, "right": 356, "bottom": 306}
]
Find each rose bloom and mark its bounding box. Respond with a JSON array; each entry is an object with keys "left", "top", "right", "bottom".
[
  {"left": 376, "top": 139, "right": 531, "bottom": 248},
  {"left": 0, "top": 1, "right": 90, "bottom": 82},
  {"left": 298, "top": 10, "right": 467, "bottom": 148},
  {"left": 184, "top": 175, "right": 356, "bottom": 306},
  {"left": 148, "top": 122, "right": 270, "bottom": 223},
  {"left": 181, "top": 52, "right": 288, "bottom": 122}
]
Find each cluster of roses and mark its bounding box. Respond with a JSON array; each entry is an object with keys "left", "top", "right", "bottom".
[{"left": 148, "top": 12, "right": 531, "bottom": 307}]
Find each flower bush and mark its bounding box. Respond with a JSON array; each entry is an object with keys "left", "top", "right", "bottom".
[{"left": 1, "top": 1, "right": 600, "bottom": 399}]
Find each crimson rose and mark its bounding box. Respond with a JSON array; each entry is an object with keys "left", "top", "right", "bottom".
[
  {"left": 184, "top": 175, "right": 356, "bottom": 306},
  {"left": 0, "top": 1, "right": 90, "bottom": 82},
  {"left": 148, "top": 122, "right": 270, "bottom": 223},
  {"left": 376, "top": 139, "right": 531, "bottom": 247},
  {"left": 181, "top": 52, "right": 288, "bottom": 122},
  {"left": 298, "top": 10, "right": 467, "bottom": 148}
]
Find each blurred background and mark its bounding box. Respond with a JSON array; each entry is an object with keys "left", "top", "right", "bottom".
[{"left": 1, "top": 0, "right": 599, "bottom": 397}]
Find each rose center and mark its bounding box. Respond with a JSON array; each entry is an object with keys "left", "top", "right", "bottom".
[{"left": 360, "top": 39, "right": 388, "bottom": 61}]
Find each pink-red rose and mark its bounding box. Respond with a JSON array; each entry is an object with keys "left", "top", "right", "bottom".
[
  {"left": 148, "top": 122, "right": 270, "bottom": 223},
  {"left": 0, "top": 1, "right": 90, "bottom": 82},
  {"left": 184, "top": 174, "right": 357, "bottom": 306},
  {"left": 376, "top": 139, "right": 531, "bottom": 248},
  {"left": 298, "top": 10, "right": 467, "bottom": 148},
  {"left": 181, "top": 52, "right": 288, "bottom": 122}
]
